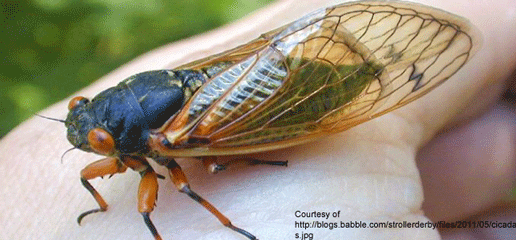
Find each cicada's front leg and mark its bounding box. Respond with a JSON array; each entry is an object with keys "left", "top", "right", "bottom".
[
  {"left": 120, "top": 155, "right": 162, "bottom": 240},
  {"left": 78, "top": 157, "right": 128, "bottom": 224},
  {"left": 165, "top": 158, "right": 258, "bottom": 240}
]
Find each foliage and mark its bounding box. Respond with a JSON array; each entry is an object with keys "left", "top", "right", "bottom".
[{"left": 0, "top": 0, "right": 272, "bottom": 137}]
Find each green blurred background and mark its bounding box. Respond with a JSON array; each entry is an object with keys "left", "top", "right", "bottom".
[{"left": 0, "top": 0, "right": 273, "bottom": 138}]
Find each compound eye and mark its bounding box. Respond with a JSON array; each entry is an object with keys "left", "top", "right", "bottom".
[
  {"left": 87, "top": 128, "right": 115, "bottom": 155},
  {"left": 68, "top": 96, "right": 89, "bottom": 110}
]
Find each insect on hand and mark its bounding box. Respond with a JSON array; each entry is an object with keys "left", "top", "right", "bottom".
[{"left": 63, "top": 1, "right": 481, "bottom": 239}]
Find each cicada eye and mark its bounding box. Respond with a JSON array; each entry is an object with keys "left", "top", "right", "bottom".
[
  {"left": 68, "top": 96, "right": 89, "bottom": 110},
  {"left": 87, "top": 128, "right": 115, "bottom": 155}
]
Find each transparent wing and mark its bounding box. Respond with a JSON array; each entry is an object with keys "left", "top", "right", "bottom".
[{"left": 161, "top": 1, "right": 481, "bottom": 153}]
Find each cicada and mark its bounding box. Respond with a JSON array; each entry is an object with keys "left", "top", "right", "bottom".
[{"left": 64, "top": 1, "right": 481, "bottom": 239}]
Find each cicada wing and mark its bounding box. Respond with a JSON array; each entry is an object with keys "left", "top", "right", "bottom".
[
  {"left": 174, "top": 24, "right": 291, "bottom": 71},
  {"left": 323, "top": 1, "right": 483, "bottom": 121},
  {"left": 174, "top": 38, "right": 269, "bottom": 71},
  {"left": 270, "top": 1, "right": 483, "bottom": 132},
  {"left": 164, "top": 1, "right": 481, "bottom": 152}
]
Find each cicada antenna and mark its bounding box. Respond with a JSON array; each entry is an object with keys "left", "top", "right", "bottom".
[
  {"left": 34, "top": 114, "right": 70, "bottom": 163},
  {"left": 35, "top": 113, "right": 66, "bottom": 123}
]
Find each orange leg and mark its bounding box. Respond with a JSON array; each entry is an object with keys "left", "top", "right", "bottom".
[
  {"left": 166, "top": 159, "right": 257, "bottom": 240},
  {"left": 120, "top": 155, "right": 162, "bottom": 240},
  {"left": 78, "top": 157, "right": 127, "bottom": 224}
]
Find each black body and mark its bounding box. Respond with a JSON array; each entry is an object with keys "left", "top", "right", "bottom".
[{"left": 65, "top": 70, "right": 206, "bottom": 154}]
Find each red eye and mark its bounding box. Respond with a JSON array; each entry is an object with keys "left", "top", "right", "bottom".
[
  {"left": 87, "top": 128, "right": 115, "bottom": 155},
  {"left": 68, "top": 96, "right": 89, "bottom": 110}
]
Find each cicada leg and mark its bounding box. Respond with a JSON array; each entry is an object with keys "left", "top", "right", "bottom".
[
  {"left": 78, "top": 157, "right": 128, "bottom": 224},
  {"left": 200, "top": 156, "right": 288, "bottom": 174},
  {"left": 120, "top": 155, "right": 162, "bottom": 240},
  {"left": 200, "top": 156, "right": 226, "bottom": 173},
  {"left": 242, "top": 158, "right": 288, "bottom": 167},
  {"left": 166, "top": 158, "right": 258, "bottom": 240}
]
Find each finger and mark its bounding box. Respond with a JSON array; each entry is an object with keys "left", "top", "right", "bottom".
[{"left": 418, "top": 103, "right": 516, "bottom": 221}]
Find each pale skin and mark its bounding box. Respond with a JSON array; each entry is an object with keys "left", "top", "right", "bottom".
[{"left": 1, "top": 0, "right": 515, "bottom": 239}]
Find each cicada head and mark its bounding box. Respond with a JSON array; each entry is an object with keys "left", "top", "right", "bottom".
[
  {"left": 65, "top": 70, "right": 204, "bottom": 156},
  {"left": 65, "top": 96, "right": 98, "bottom": 153},
  {"left": 66, "top": 92, "right": 134, "bottom": 156}
]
